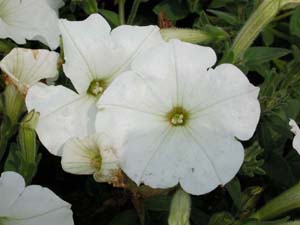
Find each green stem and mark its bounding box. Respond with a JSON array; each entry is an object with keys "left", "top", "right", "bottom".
[
  {"left": 230, "top": 0, "right": 300, "bottom": 63},
  {"left": 118, "top": 0, "right": 126, "bottom": 25},
  {"left": 250, "top": 183, "right": 300, "bottom": 221},
  {"left": 273, "top": 10, "right": 293, "bottom": 21},
  {"left": 127, "top": 0, "right": 141, "bottom": 25}
]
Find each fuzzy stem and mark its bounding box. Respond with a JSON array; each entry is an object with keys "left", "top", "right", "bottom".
[{"left": 160, "top": 28, "right": 211, "bottom": 43}]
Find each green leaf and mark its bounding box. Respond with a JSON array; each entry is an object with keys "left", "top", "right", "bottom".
[
  {"left": 110, "top": 210, "right": 139, "bottom": 225},
  {"left": 283, "top": 98, "right": 300, "bottom": 119},
  {"left": 82, "top": 0, "right": 98, "bottom": 14},
  {"left": 4, "top": 142, "right": 41, "bottom": 185},
  {"left": 209, "top": 0, "right": 235, "bottom": 8},
  {"left": 264, "top": 153, "right": 296, "bottom": 187},
  {"left": 225, "top": 177, "right": 242, "bottom": 210},
  {"left": 241, "top": 186, "right": 263, "bottom": 214},
  {"left": 244, "top": 47, "right": 291, "bottom": 66},
  {"left": 144, "top": 195, "right": 172, "bottom": 211},
  {"left": 208, "top": 212, "right": 235, "bottom": 225},
  {"left": 193, "top": 11, "right": 211, "bottom": 28},
  {"left": 4, "top": 143, "right": 21, "bottom": 172},
  {"left": 187, "top": 0, "right": 202, "bottom": 14},
  {"left": 262, "top": 27, "right": 274, "bottom": 46},
  {"left": 207, "top": 9, "right": 239, "bottom": 25},
  {"left": 190, "top": 208, "right": 210, "bottom": 225},
  {"left": 99, "top": 9, "right": 120, "bottom": 27},
  {"left": 0, "top": 39, "right": 16, "bottom": 54},
  {"left": 240, "top": 142, "right": 265, "bottom": 177},
  {"left": 153, "top": 0, "right": 189, "bottom": 21},
  {"left": 290, "top": 6, "right": 300, "bottom": 37}
]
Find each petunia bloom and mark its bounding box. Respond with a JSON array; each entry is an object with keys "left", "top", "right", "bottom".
[
  {"left": 95, "top": 40, "right": 261, "bottom": 195},
  {"left": 61, "top": 134, "right": 123, "bottom": 186},
  {"left": 26, "top": 14, "right": 164, "bottom": 156},
  {"left": 289, "top": 119, "right": 300, "bottom": 154},
  {"left": 0, "top": 48, "right": 59, "bottom": 95},
  {"left": 0, "top": 0, "right": 62, "bottom": 49},
  {"left": 0, "top": 171, "right": 74, "bottom": 225}
]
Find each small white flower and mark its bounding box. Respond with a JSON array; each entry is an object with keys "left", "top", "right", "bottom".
[
  {"left": 289, "top": 119, "right": 300, "bottom": 154},
  {"left": 61, "top": 134, "right": 123, "bottom": 186},
  {"left": 0, "top": 0, "right": 61, "bottom": 49},
  {"left": 0, "top": 171, "right": 74, "bottom": 225},
  {"left": 96, "top": 40, "right": 261, "bottom": 195},
  {"left": 26, "top": 14, "right": 163, "bottom": 156},
  {"left": 0, "top": 48, "right": 59, "bottom": 94}
]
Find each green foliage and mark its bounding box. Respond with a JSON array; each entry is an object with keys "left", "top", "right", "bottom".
[
  {"left": 4, "top": 111, "right": 41, "bottom": 184},
  {"left": 153, "top": 0, "right": 189, "bottom": 22},
  {"left": 290, "top": 6, "right": 300, "bottom": 37},
  {"left": 110, "top": 210, "right": 139, "bottom": 225},
  {"left": 240, "top": 143, "right": 265, "bottom": 177}
]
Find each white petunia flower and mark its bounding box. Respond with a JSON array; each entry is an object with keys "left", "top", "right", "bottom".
[
  {"left": 61, "top": 134, "right": 123, "bottom": 186},
  {"left": 95, "top": 40, "right": 261, "bottom": 195},
  {"left": 0, "top": 48, "right": 59, "bottom": 94},
  {"left": 0, "top": 171, "right": 74, "bottom": 225},
  {"left": 289, "top": 119, "right": 300, "bottom": 154},
  {"left": 0, "top": 0, "right": 62, "bottom": 49},
  {"left": 26, "top": 14, "right": 164, "bottom": 156}
]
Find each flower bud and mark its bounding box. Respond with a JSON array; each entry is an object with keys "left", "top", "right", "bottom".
[
  {"left": 231, "top": 0, "right": 300, "bottom": 63},
  {"left": 168, "top": 188, "right": 191, "bottom": 225},
  {"left": 19, "top": 110, "right": 40, "bottom": 163}
]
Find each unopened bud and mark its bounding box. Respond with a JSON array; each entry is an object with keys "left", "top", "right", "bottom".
[{"left": 168, "top": 188, "right": 191, "bottom": 225}]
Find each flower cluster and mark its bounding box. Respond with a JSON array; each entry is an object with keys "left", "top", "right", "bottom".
[
  {"left": 0, "top": 1, "right": 262, "bottom": 223},
  {"left": 20, "top": 12, "right": 261, "bottom": 195}
]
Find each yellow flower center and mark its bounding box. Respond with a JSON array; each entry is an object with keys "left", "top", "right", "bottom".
[
  {"left": 166, "top": 106, "right": 189, "bottom": 127},
  {"left": 87, "top": 79, "right": 107, "bottom": 97}
]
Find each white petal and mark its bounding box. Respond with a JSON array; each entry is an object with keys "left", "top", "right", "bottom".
[
  {"left": 188, "top": 64, "right": 260, "bottom": 141},
  {"left": 109, "top": 25, "right": 164, "bottom": 79},
  {"left": 0, "top": 172, "right": 73, "bottom": 225},
  {"left": 26, "top": 83, "right": 97, "bottom": 156},
  {"left": 180, "top": 123, "right": 244, "bottom": 195},
  {"left": 58, "top": 14, "right": 113, "bottom": 93},
  {"left": 59, "top": 14, "right": 164, "bottom": 94},
  {"left": 0, "top": 172, "right": 25, "bottom": 215},
  {"left": 290, "top": 119, "right": 300, "bottom": 154},
  {"left": 5, "top": 209, "right": 73, "bottom": 225},
  {"left": 61, "top": 135, "right": 101, "bottom": 175},
  {"left": 117, "top": 123, "right": 238, "bottom": 195},
  {"left": 93, "top": 134, "right": 121, "bottom": 185},
  {"left": 0, "top": 0, "right": 60, "bottom": 49},
  {"left": 0, "top": 48, "right": 59, "bottom": 93},
  {"left": 45, "top": 0, "right": 64, "bottom": 12},
  {"left": 131, "top": 39, "right": 216, "bottom": 107},
  {"left": 96, "top": 71, "right": 168, "bottom": 140}
]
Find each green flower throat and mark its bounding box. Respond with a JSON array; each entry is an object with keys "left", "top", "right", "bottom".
[
  {"left": 166, "top": 106, "right": 189, "bottom": 126},
  {"left": 87, "top": 79, "right": 107, "bottom": 97}
]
